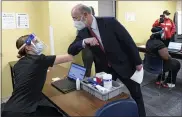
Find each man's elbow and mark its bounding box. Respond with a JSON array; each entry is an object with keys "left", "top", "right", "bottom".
[
  {"left": 67, "top": 46, "right": 80, "bottom": 56},
  {"left": 68, "top": 47, "right": 76, "bottom": 56}
]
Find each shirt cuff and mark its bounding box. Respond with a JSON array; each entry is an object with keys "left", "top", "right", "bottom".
[{"left": 82, "top": 40, "right": 86, "bottom": 48}]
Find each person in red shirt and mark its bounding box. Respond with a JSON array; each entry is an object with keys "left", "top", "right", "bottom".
[{"left": 153, "top": 10, "right": 176, "bottom": 46}]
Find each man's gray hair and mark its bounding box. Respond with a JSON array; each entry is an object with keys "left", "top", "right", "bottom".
[{"left": 78, "top": 4, "right": 92, "bottom": 14}]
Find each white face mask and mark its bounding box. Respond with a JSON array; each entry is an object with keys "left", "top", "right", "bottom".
[
  {"left": 165, "top": 15, "right": 169, "bottom": 19},
  {"left": 74, "top": 16, "right": 86, "bottom": 30},
  {"left": 74, "top": 21, "right": 86, "bottom": 30},
  {"left": 161, "top": 32, "right": 165, "bottom": 40},
  {"left": 159, "top": 31, "right": 165, "bottom": 40}
]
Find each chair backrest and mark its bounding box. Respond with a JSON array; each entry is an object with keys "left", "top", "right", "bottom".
[
  {"left": 143, "top": 54, "right": 163, "bottom": 74},
  {"left": 95, "top": 98, "right": 139, "bottom": 117}
]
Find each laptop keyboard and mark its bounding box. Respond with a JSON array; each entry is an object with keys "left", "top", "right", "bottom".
[
  {"left": 52, "top": 78, "right": 76, "bottom": 90},
  {"left": 168, "top": 49, "right": 180, "bottom": 52},
  {"left": 62, "top": 79, "right": 76, "bottom": 89}
]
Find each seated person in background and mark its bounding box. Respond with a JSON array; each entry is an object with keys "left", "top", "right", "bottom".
[
  {"left": 146, "top": 27, "right": 181, "bottom": 88},
  {"left": 2, "top": 34, "right": 73, "bottom": 117}
]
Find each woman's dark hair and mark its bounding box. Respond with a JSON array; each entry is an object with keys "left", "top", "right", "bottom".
[
  {"left": 150, "top": 26, "right": 163, "bottom": 40},
  {"left": 16, "top": 35, "right": 30, "bottom": 58}
]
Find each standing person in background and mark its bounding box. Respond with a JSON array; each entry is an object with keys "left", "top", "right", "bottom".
[
  {"left": 81, "top": 6, "right": 95, "bottom": 77},
  {"left": 153, "top": 10, "right": 176, "bottom": 46}
]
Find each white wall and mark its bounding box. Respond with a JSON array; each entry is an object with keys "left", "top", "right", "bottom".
[
  {"left": 176, "top": 0, "right": 182, "bottom": 11},
  {"left": 176, "top": 0, "right": 182, "bottom": 35}
]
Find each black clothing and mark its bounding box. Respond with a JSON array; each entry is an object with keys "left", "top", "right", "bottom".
[
  {"left": 162, "top": 39, "right": 171, "bottom": 47},
  {"left": 2, "top": 54, "right": 58, "bottom": 115},
  {"left": 82, "top": 47, "right": 94, "bottom": 77},
  {"left": 157, "top": 58, "right": 181, "bottom": 84},
  {"left": 107, "top": 67, "right": 146, "bottom": 117},
  {"left": 146, "top": 39, "right": 181, "bottom": 84},
  {"left": 2, "top": 106, "right": 62, "bottom": 117}
]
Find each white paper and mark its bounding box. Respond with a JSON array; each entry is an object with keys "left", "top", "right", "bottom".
[
  {"left": 2, "top": 12, "right": 16, "bottom": 29},
  {"left": 138, "top": 45, "right": 146, "bottom": 48},
  {"left": 130, "top": 67, "right": 144, "bottom": 84},
  {"left": 52, "top": 77, "right": 61, "bottom": 82},
  {"left": 49, "top": 26, "right": 55, "bottom": 55},
  {"left": 16, "top": 13, "right": 29, "bottom": 29},
  {"left": 125, "top": 12, "right": 136, "bottom": 22}
]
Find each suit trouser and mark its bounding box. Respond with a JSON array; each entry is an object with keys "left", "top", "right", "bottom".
[
  {"left": 106, "top": 67, "right": 146, "bottom": 117},
  {"left": 157, "top": 58, "right": 181, "bottom": 84},
  {"left": 82, "top": 47, "right": 94, "bottom": 77}
]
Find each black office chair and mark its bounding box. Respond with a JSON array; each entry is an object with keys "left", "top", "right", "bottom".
[
  {"left": 143, "top": 54, "right": 173, "bottom": 95},
  {"left": 1, "top": 103, "right": 5, "bottom": 112},
  {"left": 143, "top": 54, "right": 163, "bottom": 74}
]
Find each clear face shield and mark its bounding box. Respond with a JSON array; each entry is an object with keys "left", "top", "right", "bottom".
[{"left": 18, "top": 33, "right": 47, "bottom": 55}]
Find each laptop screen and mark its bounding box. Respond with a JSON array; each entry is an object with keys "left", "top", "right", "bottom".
[
  {"left": 168, "top": 42, "right": 182, "bottom": 50},
  {"left": 68, "top": 63, "right": 86, "bottom": 80}
]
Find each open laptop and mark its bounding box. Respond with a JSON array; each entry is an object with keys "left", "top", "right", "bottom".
[
  {"left": 51, "top": 63, "right": 86, "bottom": 94},
  {"left": 168, "top": 42, "right": 182, "bottom": 53}
]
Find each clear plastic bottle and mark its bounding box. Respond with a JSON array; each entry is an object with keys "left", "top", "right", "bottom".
[{"left": 76, "top": 78, "right": 80, "bottom": 90}]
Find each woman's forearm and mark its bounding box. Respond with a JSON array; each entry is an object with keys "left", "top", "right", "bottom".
[{"left": 54, "top": 54, "right": 73, "bottom": 65}]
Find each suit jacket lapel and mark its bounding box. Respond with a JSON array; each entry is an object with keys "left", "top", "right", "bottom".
[{"left": 95, "top": 18, "right": 108, "bottom": 49}]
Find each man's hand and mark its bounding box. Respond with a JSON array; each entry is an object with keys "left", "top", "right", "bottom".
[
  {"left": 84, "top": 37, "right": 99, "bottom": 46},
  {"left": 136, "top": 64, "right": 143, "bottom": 71}
]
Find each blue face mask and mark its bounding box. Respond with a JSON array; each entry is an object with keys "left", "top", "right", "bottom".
[
  {"left": 34, "top": 42, "right": 44, "bottom": 55},
  {"left": 152, "top": 30, "right": 165, "bottom": 40}
]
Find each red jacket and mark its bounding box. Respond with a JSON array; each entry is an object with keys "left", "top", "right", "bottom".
[{"left": 152, "top": 18, "right": 176, "bottom": 39}]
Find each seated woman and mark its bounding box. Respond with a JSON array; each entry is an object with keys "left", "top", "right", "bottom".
[
  {"left": 146, "top": 27, "right": 181, "bottom": 88},
  {"left": 2, "top": 34, "right": 73, "bottom": 117}
]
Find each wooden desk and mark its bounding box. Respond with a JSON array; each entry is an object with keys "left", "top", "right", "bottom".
[
  {"left": 42, "top": 65, "right": 129, "bottom": 116},
  {"left": 137, "top": 44, "right": 182, "bottom": 59}
]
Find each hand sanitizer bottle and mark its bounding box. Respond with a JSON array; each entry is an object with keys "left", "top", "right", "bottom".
[{"left": 76, "top": 78, "right": 80, "bottom": 90}]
